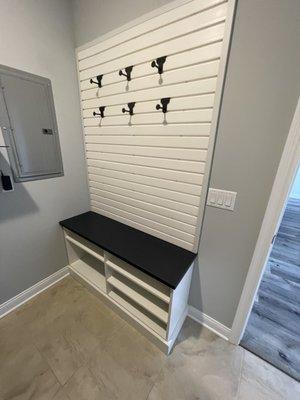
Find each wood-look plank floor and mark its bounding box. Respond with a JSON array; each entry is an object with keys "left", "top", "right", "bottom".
[{"left": 241, "top": 197, "right": 300, "bottom": 381}]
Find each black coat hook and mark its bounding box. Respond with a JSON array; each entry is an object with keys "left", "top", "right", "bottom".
[
  {"left": 93, "top": 106, "right": 106, "bottom": 118},
  {"left": 156, "top": 98, "right": 170, "bottom": 114},
  {"left": 151, "top": 56, "right": 167, "bottom": 75},
  {"left": 90, "top": 74, "right": 103, "bottom": 88},
  {"left": 119, "top": 66, "right": 133, "bottom": 81},
  {"left": 122, "top": 102, "right": 135, "bottom": 116}
]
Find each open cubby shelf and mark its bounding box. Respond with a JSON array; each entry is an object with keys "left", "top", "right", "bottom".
[
  {"left": 107, "top": 274, "right": 169, "bottom": 324},
  {"left": 61, "top": 214, "right": 194, "bottom": 354}
]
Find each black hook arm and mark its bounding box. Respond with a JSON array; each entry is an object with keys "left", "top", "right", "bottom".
[
  {"left": 156, "top": 98, "right": 170, "bottom": 114},
  {"left": 90, "top": 74, "right": 103, "bottom": 88},
  {"left": 119, "top": 66, "right": 133, "bottom": 81},
  {"left": 93, "top": 106, "right": 106, "bottom": 118},
  {"left": 122, "top": 102, "right": 135, "bottom": 116},
  {"left": 151, "top": 56, "right": 167, "bottom": 75}
]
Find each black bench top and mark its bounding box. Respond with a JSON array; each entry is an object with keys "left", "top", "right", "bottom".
[{"left": 60, "top": 211, "right": 197, "bottom": 289}]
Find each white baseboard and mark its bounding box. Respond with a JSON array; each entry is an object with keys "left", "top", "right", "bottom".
[
  {"left": 0, "top": 267, "right": 69, "bottom": 319},
  {"left": 188, "top": 305, "right": 231, "bottom": 341}
]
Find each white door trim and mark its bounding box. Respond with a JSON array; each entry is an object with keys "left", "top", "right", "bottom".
[{"left": 230, "top": 96, "right": 300, "bottom": 345}]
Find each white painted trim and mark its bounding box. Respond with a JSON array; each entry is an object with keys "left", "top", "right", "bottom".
[
  {"left": 230, "top": 96, "right": 300, "bottom": 345},
  {"left": 193, "top": 0, "right": 237, "bottom": 251},
  {"left": 188, "top": 305, "right": 231, "bottom": 340},
  {"left": 76, "top": 0, "right": 195, "bottom": 52},
  {"left": 0, "top": 267, "right": 69, "bottom": 319}
]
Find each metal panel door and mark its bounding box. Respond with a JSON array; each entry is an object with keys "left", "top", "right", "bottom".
[{"left": 0, "top": 65, "right": 63, "bottom": 181}]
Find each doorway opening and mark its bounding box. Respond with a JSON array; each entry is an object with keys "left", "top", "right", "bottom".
[{"left": 241, "top": 166, "right": 300, "bottom": 380}]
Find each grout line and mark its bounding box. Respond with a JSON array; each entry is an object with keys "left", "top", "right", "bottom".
[{"left": 236, "top": 348, "right": 246, "bottom": 400}]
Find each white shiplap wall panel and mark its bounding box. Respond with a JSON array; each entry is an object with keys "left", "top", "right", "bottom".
[
  {"left": 79, "top": 24, "right": 225, "bottom": 81},
  {"left": 78, "top": 3, "right": 227, "bottom": 71},
  {"left": 82, "top": 95, "right": 215, "bottom": 117},
  {"left": 82, "top": 78, "right": 218, "bottom": 109},
  {"left": 84, "top": 124, "right": 212, "bottom": 137},
  {"left": 80, "top": 42, "right": 223, "bottom": 90},
  {"left": 81, "top": 61, "right": 220, "bottom": 101},
  {"left": 87, "top": 159, "right": 203, "bottom": 185},
  {"left": 88, "top": 174, "right": 201, "bottom": 206},
  {"left": 78, "top": 0, "right": 225, "bottom": 60},
  {"left": 89, "top": 183, "right": 199, "bottom": 216},
  {"left": 77, "top": 0, "right": 233, "bottom": 251},
  {"left": 86, "top": 151, "right": 206, "bottom": 173}
]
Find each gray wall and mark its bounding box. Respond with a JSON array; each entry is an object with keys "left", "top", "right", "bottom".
[
  {"left": 71, "top": 0, "right": 300, "bottom": 328},
  {"left": 0, "top": 0, "right": 89, "bottom": 304},
  {"left": 189, "top": 0, "right": 300, "bottom": 327},
  {"left": 72, "top": 0, "right": 175, "bottom": 47}
]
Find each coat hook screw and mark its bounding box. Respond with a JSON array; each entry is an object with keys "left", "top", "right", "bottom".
[
  {"left": 90, "top": 74, "right": 103, "bottom": 88},
  {"left": 93, "top": 106, "right": 106, "bottom": 118},
  {"left": 156, "top": 97, "right": 170, "bottom": 114},
  {"left": 119, "top": 66, "right": 133, "bottom": 81}
]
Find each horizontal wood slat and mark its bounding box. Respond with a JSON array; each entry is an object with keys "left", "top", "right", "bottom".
[
  {"left": 90, "top": 187, "right": 197, "bottom": 224},
  {"left": 80, "top": 42, "right": 222, "bottom": 90},
  {"left": 87, "top": 158, "right": 203, "bottom": 185},
  {"left": 85, "top": 143, "right": 207, "bottom": 162},
  {"left": 90, "top": 200, "right": 195, "bottom": 243},
  {"left": 81, "top": 61, "right": 219, "bottom": 101},
  {"left": 79, "top": 4, "right": 227, "bottom": 71},
  {"left": 88, "top": 174, "right": 201, "bottom": 206},
  {"left": 83, "top": 109, "right": 213, "bottom": 126},
  {"left": 85, "top": 135, "right": 209, "bottom": 149},
  {"left": 78, "top": 0, "right": 225, "bottom": 60},
  {"left": 82, "top": 77, "right": 217, "bottom": 109},
  {"left": 89, "top": 183, "right": 199, "bottom": 216},
  {"left": 79, "top": 23, "right": 225, "bottom": 80},
  {"left": 82, "top": 94, "right": 215, "bottom": 116},
  {"left": 84, "top": 123, "right": 211, "bottom": 136},
  {"left": 91, "top": 205, "right": 194, "bottom": 251},
  {"left": 86, "top": 151, "right": 206, "bottom": 174},
  {"left": 78, "top": 0, "right": 229, "bottom": 250},
  {"left": 90, "top": 193, "right": 196, "bottom": 233},
  {"left": 87, "top": 167, "right": 203, "bottom": 195}
]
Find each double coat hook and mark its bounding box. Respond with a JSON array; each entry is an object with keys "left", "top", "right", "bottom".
[
  {"left": 119, "top": 66, "right": 133, "bottom": 81},
  {"left": 93, "top": 106, "right": 106, "bottom": 119},
  {"left": 90, "top": 74, "right": 103, "bottom": 88}
]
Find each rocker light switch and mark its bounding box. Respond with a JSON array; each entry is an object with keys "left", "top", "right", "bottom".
[{"left": 207, "top": 188, "right": 236, "bottom": 211}]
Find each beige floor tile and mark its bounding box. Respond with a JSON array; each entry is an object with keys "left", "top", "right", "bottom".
[
  {"left": 69, "top": 295, "right": 125, "bottom": 341},
  {"left": 35, "top": 329, "right": 84, "bottom": 386},
  {"left": 2, "top": 277, "right": 86, "bottom": 343},
  {"left": 63, "top": 365, "right": 115, "bottom": 400},
  {"left": 0, "top": 343, "right": 60, "bottom": 400},
  {"left": 1, "top": 278, "right": 299, "bottom": 400},
  {"left": 148, "top": 318, "right": 244, "bottom": 400},
  {"left": 238, "top": 351, "right": 300, "bottom": 400},
  {"left": 51, "top": 387, "right": 69, "bottom": 400},
  {"left": 34, "top": 292, "right": 122, "bottom": 385},
  {"left": 89, "top": 323, "right": 166, "bottom": 400}
]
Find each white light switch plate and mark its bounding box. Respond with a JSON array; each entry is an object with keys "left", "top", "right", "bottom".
[{"left": 207, "top": 188, "right": 237, "bottom": 211}]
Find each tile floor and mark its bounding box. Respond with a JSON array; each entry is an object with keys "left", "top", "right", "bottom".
[{"left": 0, "top": 276, "right": 299, "bottom": 400}]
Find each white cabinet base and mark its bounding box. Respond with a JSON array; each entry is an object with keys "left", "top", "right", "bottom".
[{"left": 64, "top": 228, "right": 193, "bottom": 354}]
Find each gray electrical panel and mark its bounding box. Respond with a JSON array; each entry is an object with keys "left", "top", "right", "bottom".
[{"left": 0, "top": 65, "right": 63, "bottom": 182}]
